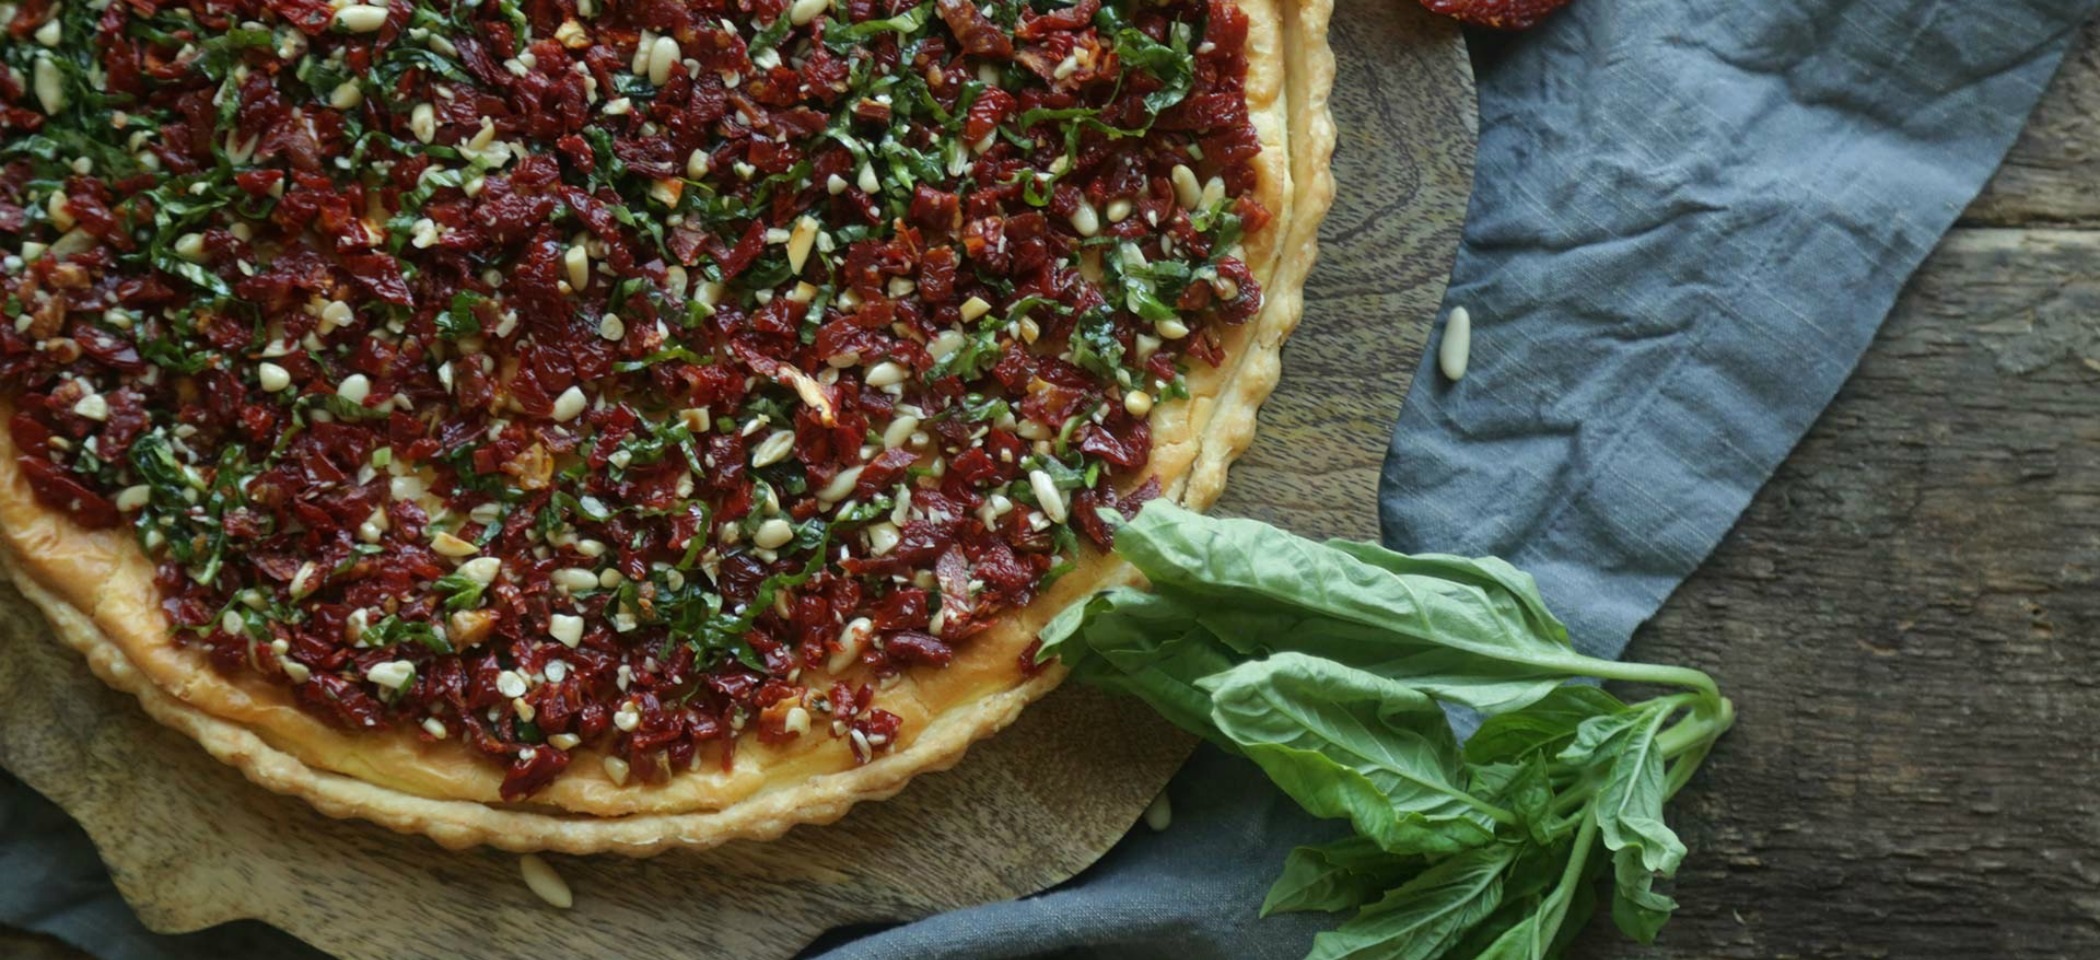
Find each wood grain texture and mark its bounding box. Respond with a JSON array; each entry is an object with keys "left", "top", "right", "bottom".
[
  {"left": 0, "top": 4, "right": 1475, "bottom": 959},
  {"left": 1569, "top": 234, "right": 2100, "bottom": 951},
  {"left": 1965, "top": 20, "right": 2100, "bottom": 228},
  {"left": 1218, "top": 0, "right": 1478, "bottom": 539}
]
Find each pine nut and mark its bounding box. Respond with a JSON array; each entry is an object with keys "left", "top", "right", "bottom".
[
  {"left": 564, "top": 243, "right": 589, "bottom": 291},
  {"left": 649, "top": 35, "right": 679, "bottom": 85},
  {"left": 32, "top": 57, "right": 63, "bottom": 114},
  {"left": 332, "top": 5, "right": 391, "bottom": 33},
  {"left": 518, "top": 855, "right": 573, "bottom": 909},
  {"left": 753, "top": 518, "right": 795, "bottom": 550},
  {"left": 1029, "top": 469, "right": 1068, "bottom": 524},
  {"left": 551, "top": 385, "right": 587, "bottom": 422},
  {"left": 786, "top": 215, "right": 819, "bottom": 273},
  {"left": 864, "top": 360, "right": 909, "bottom": 388},
  {"left": 1439, "top": 306, "right": 1472, "bottom": 382},
  {"left": 1171, "top": 164, "right": 1203, "bottom": 210}
]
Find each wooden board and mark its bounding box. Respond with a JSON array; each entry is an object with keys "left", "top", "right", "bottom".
[{"left": 0, "top": 4, "right": 1477, "bottom": 958}]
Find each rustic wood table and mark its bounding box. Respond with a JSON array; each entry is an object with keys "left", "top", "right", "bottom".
[{"left": 12, "top": 17, "right": 2100, "bottom": 960}]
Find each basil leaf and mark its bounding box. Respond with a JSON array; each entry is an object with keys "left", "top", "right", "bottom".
[
  {"left": 431, "top": 570, "right": 489, "bottom": 613},
  {"left": 1067, "top": 306, "right": 1127, "bottom": 380},
  {"left": 1467, "top": 913, "right": 1547, "bottom": 960},
  {"left": 195, "top": 27, "right": 274, "bottom": 81},
  {"left": 1321, "top": 539, "right": 1571, "bottom": 645},
  {"left": 1469, "top": 757, "right": 1555, "bottom": 844},
  {"left": 1096, "top": 2, "right": 1194, "bottom": 116},
  {"left": 1445, "top": 836, "right": 1584, "bottom": 960},
  {"left": 1112, "top": 24, "right": 1193, "bottom": 116},
  {"left": 439, "top": 291, "right": 486, "bottom": 340},
  {"left": 1199, "top": 654, "right": 1499, "bottom": 854},
  {"left": 1042, "top": 587, "right": 1240, "bottom": 742},
  {"left": 826, "top": 1, "right": 932, "bottom": 47},
  {"left": 1261, "top": 835, "right": 1422, "bottom": 917},
  {"left": 153, "top": 248, "right": 233, "bottom": 300},
  {"left": 1308, "top": 844, "right": 1517, "bottom": 960},
  {"left": 1465, "top": 684, "right": 1630, "bottom": 765},
  {"left": 612, "top": 343, "right": 708, "bottom": 373},
  {"left": 1114, "top": 503, "right": 1594, "bottom": 709},
  {"left": 744, "top": 9, "right": 795, "bottom": 54},
  {"left": 1039, "top": 502, "right": 1735, "bottom": 960},
  {"left": 1610, "top": 845, "right": 1678, "bottom": 942},
  {"left": 1176, "top": 605, "right": 1571, "bottom": 714},
  {"left": 1589, "top": 701, "right": 1689, "bottom": 876},
  {"left": 364, "top": 613, "right": 454, "bottom": 655}
]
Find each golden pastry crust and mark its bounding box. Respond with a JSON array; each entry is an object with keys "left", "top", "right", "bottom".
[{"left": 0, "top": 0, "right": 1337, "bottom": 853}]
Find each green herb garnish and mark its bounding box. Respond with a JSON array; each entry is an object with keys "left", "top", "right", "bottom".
[{"left": 1041, "top": 502, "right": 1734, "bottom": 960}]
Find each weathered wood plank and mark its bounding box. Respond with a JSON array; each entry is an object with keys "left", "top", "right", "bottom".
[
  {"left": 1964, "top": 21, "right": 2100, "bottom": 227},
  {"left": 1579, "top": 228, "right": 2100, "bottom": 957}
]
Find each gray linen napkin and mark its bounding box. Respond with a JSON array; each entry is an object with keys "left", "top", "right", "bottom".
[
  {"left": 1380, "top": 0, "right": 2100, "bottom": 661},
  {"left": 6, "top": 1, "right": 2093, "bottom": 958}
]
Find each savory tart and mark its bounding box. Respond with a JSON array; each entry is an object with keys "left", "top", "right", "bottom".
[{"left": 0, "top": 0, "right": 1333, "bottom": 852}]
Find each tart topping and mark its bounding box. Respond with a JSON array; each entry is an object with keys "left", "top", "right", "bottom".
[
  {"left": 1419, "top": 0, "right": 1573, "bottom": 30},
  {"left": 1, "top": 0, "right": 1262, "bottom": 796}
]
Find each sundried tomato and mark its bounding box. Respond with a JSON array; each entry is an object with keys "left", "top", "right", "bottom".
[
  {"left": 17, "top": 457, "right": 118, "bottom": 528},
  {"left": 935, "top": 0, "right": 1015, "bottom": 58},
  {"left": 500, "top": 745, "right": 572, "bottom": 801},
  {"left": 1419, "top": 0, "right": 1573, "bottom": 30}
]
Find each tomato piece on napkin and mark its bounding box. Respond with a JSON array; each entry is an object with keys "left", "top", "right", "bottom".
[{"left": 1420, "top": 0, "right": 1572, "bottom": 30}]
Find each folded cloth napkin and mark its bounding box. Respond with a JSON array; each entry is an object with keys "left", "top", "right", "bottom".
[
  {"left": 1380, "top": 0, "right": 2100, "bottom": 662},
  {"left": 6, "top": 1, "right": 2094, "bottom": 958}
]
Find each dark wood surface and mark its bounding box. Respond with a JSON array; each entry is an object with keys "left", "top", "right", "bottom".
[{"left": 15, "top": 12, "right": 2100, "bottom": 960}]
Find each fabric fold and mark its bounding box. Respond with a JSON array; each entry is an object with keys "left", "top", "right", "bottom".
[{"left": 1381, "top": 0, "right": 2097, "bottom": 656}]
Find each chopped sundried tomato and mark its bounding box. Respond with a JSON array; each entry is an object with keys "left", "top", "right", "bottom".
[
  {"left": 17, "top": 457, "right": 118, "bottom": 528},
  {"left": 936, "top": 0, "right": 1015, "bottom": 59},
  {"left": 500, "top": 745, "right": 573, "bottom": 801},
  {"left": 885, "top": 631, "right": 955, "bottom": 667},
  {"left": 1419, "top": 0, "right": 1573, "bottom": 30}
]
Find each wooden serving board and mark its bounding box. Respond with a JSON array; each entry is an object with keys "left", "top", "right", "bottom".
[{"left": 0, "top": 4, "right": 1474, "bottom": 957}]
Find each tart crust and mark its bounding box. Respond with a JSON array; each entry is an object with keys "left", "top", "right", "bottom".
[{"left": 0, "top": 0, "right": 1337, "bottom": 854}]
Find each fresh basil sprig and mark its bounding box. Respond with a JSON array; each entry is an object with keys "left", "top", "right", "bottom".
[{"left": 1039, "top": 501, "right": 1734, "bottom": 960}]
